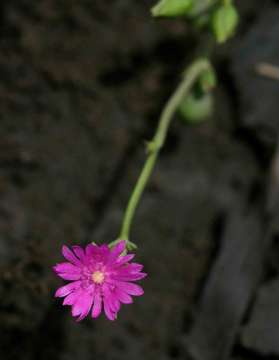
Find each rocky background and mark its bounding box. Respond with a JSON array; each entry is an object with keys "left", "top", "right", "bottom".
[{"left": 1, "top": 1, "right": 279, "bottom": 359}]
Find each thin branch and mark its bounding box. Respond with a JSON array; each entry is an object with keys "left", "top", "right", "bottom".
[{"left": 256, "top": 62, "right": 279, "bottom": 81}]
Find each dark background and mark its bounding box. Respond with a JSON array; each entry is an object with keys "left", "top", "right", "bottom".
[{"left": 1, "top": 1, "right": 279, "bottom": 359}]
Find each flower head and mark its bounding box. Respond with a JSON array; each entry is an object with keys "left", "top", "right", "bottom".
[{"left": 53, "top": 240, "right": 147, "bottom": 321}]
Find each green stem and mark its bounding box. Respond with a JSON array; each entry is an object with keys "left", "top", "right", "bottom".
[{"left": 116, "top": 58, "right": 212, "bottom": 248}]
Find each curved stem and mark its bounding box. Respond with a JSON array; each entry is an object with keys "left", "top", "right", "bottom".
[{"left": 117, "top": 58, "right": 212, "bottom": 247}]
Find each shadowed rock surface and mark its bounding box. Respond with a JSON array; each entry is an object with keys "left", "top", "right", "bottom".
[{"left": 242, "top": 278, "right": 279, "bottom": 356}]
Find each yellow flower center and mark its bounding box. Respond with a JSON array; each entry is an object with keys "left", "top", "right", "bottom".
[{"left": 92, "top": 270, "right": 105, "bottom": 284}]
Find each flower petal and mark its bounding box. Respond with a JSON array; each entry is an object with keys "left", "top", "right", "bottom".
[
  {"left": 107, "top": 240, "right": 126, "bottom": 264},
  {"left": 103, "top": 295, "right": 117, "bottom": 321},
  {"left": 115, "top": 265, "right": 145, "bottom": 276},
  {"left": 112, "top": 272, "right": 147, "bottom": 281},
  {"left": 102, "top": 284, "right": 121, "bottom": 315},
  {"left": 115, "top": 281, "right": 144, "bottom": 296},
  {"left": 63, "top": 289, "right": 82, "bottom": 305},
  {"left": 72, "top": 292, "right": 94, "bottom": 321},
  {"left": 98, "top": 245, "right": 110, "bottom": 259},
  {"left": 114, "top": 288, "right": 133, "bottom": 304},
  {"left": 57, "top": 272, "right": 81, "bottom": 280},
  {"left": 55, "top": 281, "right": 81, "bottom": 298},
  {"left": 85, "top": 243, "right": 98, "bottom": 259},
  {"left": 53, "top": 262, "right": 81, "bottom": 280},
  {"left": 62, "top": 246, "right": 82, "bottom": 266},
  {"left": 127, "top": 263, "right": 144, "bottom": 272},
  {"left": 72, "top": 246, "right": 86, "bottom": 263},
  {"left": 108, "top": 293, "right": 120, "bottom": 313},
  {"left": 114, "top": 254, "right": 135, "bottom": 267},
  {"left": 53, "top": 262, "right": 81, "bottom": 274},
  {"left": 88, "top": 244, "right": 110, "bottom": 264},
  {"left": 91, "top": 290, "right": 102, "bottom": 318}
]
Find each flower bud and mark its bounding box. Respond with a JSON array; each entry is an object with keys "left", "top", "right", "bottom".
[{"left": 179, "top": 91, "right": 214, "bottom": 124}]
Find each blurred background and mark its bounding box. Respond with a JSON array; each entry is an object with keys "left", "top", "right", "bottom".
[{"left": 1, "top": 1, "right": 279, "bottom": 359}]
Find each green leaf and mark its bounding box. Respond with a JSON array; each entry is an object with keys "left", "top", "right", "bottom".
[
  {"left": 179, "top": 91, "right": 214, "bottom": 124},
  {"left": 151, "top": 0, "right": 193, "bottom": 17},
  {"left": 212, "top": 4, "right": 239, "bottom": 43}
]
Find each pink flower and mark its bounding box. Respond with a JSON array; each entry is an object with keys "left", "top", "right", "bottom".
[{"left": 53, "top": 240, "right": 147, "bottom": 321}]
